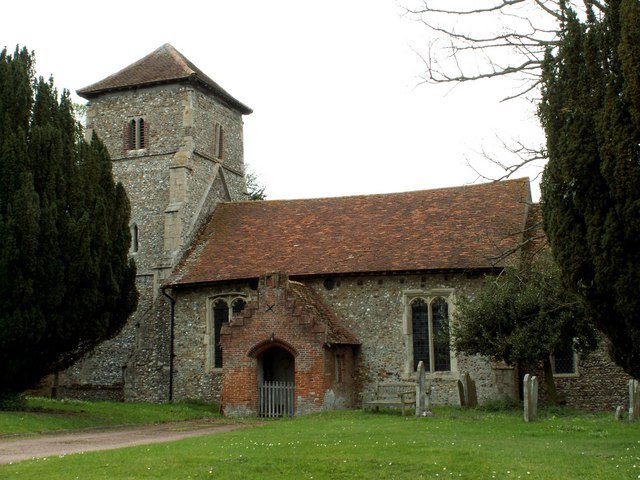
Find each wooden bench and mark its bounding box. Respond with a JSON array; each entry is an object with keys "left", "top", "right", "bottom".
[{"left": 363, "top": 382, "right": 417, "bottom": 416}]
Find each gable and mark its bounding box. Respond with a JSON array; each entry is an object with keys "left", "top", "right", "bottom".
[{"left": 168, "top": 178, "right": 532, "bottom": 286}]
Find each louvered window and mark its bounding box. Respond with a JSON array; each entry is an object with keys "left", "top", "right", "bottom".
[{"left": 127, "top": 117, "right": 147, "bottom": 150}]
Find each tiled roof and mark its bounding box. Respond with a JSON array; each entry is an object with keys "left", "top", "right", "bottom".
[
  {"left": 77, "top": 44, "right": 252, "bottom": 114},
  {"left": 522, "top": 203, "right": 547, "bottom": 259},
  {"left": 168, "top": 178, "right": 532, "bottom": 286},
  {"left": 288, "top": 281, "right": 359, "bottom": 345}
]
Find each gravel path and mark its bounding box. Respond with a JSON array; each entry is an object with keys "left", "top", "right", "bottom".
[{"left": 0, "top": 421, "right": 249, "bottom": 465}]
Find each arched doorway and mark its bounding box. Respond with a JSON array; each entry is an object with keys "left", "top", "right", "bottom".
[{"left": 257, "top": 346, "right": 295, "bottom": 417}]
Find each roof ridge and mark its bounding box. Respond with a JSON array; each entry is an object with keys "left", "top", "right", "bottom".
[
  {"left": 219, "top": 177, "right": 532, "bottom": 206},
  {"left": 164, "top": 43, "right": 194, "bottom": 75}
]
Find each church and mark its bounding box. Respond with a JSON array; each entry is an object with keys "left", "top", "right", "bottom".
[{"left": 55, "top": 44, "right": 629, "bottom": 415}]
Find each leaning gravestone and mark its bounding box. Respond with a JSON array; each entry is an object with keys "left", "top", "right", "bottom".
[
  {"left": 523, "top": 374, "right": 538, "bottom": 422},
  {"left": 457, "top": 372, "right": 478, "bottom": 408},
  {"left": 629, "top": 379, "right": 639, "bottom": 422},
  {"left": 457, "top": 379, "right": 466, "bottom": 407},
  {"left": 415, "top": 361, "right": 432, "bottom": 417},
  {"left": 465, "top": 372, "right": 478, "bottom": 407}
]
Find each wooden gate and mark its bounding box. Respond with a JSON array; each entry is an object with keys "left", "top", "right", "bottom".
[{"left": 259, "top": 381, "right": 294, "bottom": 417}]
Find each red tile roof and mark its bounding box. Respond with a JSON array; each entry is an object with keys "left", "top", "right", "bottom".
[
  {"left": 77, "top": 44, "right": 252, "bottom": 114},
  {"left": 168, "top": 178, "right": 532, "bottom": 286}
]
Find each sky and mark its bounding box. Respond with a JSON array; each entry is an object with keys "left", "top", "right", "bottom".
[{"left": 4, "top": 0, "right": 545, "bottom": 201}]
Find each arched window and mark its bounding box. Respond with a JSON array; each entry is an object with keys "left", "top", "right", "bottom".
[
  {"left": 127, "top": 117, "right": 147, "bottom": 150},
  {"left": 232, "top": 298, "right": 246, "bottom": 314},
  {"left": 138, "top": 118, "right": 145, "bottom": 149},
  {"left": 210, "top": 295, "right": 247, "bottom": 369},
  {"left": 129, "top": 119, "right": 137, "bottom": 149},
  {"left": 213, "top": 299, "right": 229, "bottom": 368},
  {"left": 412, "top": 299, "right": 429, "bottom": 371},
  {"left": 411, "top": 296, "right": 451, "bottom": 372},
  {"left": 431, "top": 297, "right": 451, "bottom": 371}
]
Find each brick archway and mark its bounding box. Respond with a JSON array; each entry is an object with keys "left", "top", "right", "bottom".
[
  {"left": 257, "top": 345, "right": 295, "bottom": 417},
  {"left": 248, "top": 337, "right": 298, "bottom": 359},
  {"left": 220, "top": 273, "right": 359, "bottom": 416}
]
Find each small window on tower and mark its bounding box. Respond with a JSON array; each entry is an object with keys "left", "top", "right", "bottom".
[
  {"left": 131, "top": 223, "right": 139, "bottom": 253},
  {"left": 138, "top": 118, "right": 145, "bottom": 148},
  {"left": 213, "top": 122, "right": 224, "bottom": 159},
  {"left": 127, "top": 117, "right": 147, "bottom": 151}
]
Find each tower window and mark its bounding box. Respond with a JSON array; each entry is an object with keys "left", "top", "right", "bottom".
[
  {"left": 131, "top": 223, "right": 139, "bottom": 253},
  {"left": 127, "top": 117, "right": 147, "bottom": 150},
  {"left": 213, "top": 122, "right": 224, "bottom": 159}
]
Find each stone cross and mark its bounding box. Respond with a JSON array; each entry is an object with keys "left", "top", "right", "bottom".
[
  {"left": 629, "top": 379, "right": 639, "bottom": 422},
  {"left": 523, "top": 374, "right": 538, "bottom": 422},
  {"left": 415, "top": 360, "right": 432, "bottom": 417}
]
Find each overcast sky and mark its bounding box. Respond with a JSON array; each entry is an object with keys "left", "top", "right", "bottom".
[{"left": 4, "top": 0, "right": 545, "bottom": 200}]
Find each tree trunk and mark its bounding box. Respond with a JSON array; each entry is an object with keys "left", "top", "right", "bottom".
[{"left": 542, "top": 358, "right": 562, "bottom": 405}]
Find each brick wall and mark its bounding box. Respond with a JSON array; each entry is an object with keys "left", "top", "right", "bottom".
[{"left": 219, "top": 274, "right": 353, "bottom": 416}]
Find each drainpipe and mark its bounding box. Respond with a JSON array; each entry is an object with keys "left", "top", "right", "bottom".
[{"left": 161, "top": 286, "right": 176, "bottom": 402}]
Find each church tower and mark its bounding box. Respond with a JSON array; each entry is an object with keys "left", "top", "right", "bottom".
[
  {"left": 78, "top": 43, "right": 252, "bottom": 292},
  {"left": 59, "top": 44, "right": 252, "bottom": 401}
]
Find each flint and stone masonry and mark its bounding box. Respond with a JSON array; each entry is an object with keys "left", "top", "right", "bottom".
[
  {"left": 48, "top": 44, "right": 631, "bottom": 414},
  {"left": 57, "top": 45, "right": 249, "bottom": 401}
]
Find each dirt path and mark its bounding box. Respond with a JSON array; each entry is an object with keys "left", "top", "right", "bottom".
[{"left": 0, "top": 420, "right": 251, "bottom": 465}]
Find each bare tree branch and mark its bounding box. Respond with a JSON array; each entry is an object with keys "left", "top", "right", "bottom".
[
  {"left": 401, "top": 0, "right": 601, "bottom": 99},
  {"left": 467, "top": 137, "right": 547, "bottom": 183}
]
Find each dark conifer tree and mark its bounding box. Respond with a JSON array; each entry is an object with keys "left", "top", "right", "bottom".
[
  {"left": 0, "top": 47, "right": 138, "bottom": 400},
  {"left": 540, "top": 0, "right": 640, "bottom": 378}
]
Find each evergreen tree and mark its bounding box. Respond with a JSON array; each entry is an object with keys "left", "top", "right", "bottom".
[
  {"left": 245, "top": 167, "right": 267, "bottom": 201},
  {"left": 453, "top": 254, "right": 598, "bottom": 403},
  {"left": 540, "top": 0, "right": 640, "bottom": 378},
  {"left": 0, "top": 47, "right": 138, "bottom": 400}
]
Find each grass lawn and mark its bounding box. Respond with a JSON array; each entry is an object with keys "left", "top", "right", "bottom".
[
  {"left": 0, "top": 397, "right": 220, "bottom": 435},
  {"left": 1, "top": 403, "right": 639, "bottom": 479}
]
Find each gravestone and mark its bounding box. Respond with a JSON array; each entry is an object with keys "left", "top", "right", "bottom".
[
  {"left": 457, "top": 380, "right": 466, "bottom": 407},
  {"left": 415, "top": 361, "right": 432, "bottom": 417},
  {"left": 465, "top": 372, "right": 478, "bottom": 407},
  {"left": 457, "top": 372, "right": 478, "bottom": 408},
  {"left": 523, "top": 374, "right": 538, "bottom": 422},
  {"left": 629, "top": 379, "right": 639, "bottom": 422},
  {"left": 615, "top": 405, "right": 624, "bottom": 421}
]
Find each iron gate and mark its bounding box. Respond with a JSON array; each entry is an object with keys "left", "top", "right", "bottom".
[{"left": 259, "top": 381, "right": 294, "bottom": 417}]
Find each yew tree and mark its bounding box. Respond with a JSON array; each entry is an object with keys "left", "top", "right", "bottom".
[
  {"left": 408, "top": 0, "right": 640, "bottom": 379},
  {"left": 539, "top": 0, "right": 640, "bottom": 378},
  {"left": 0, "top": 47, "right": 138, "bottom": 401}
]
